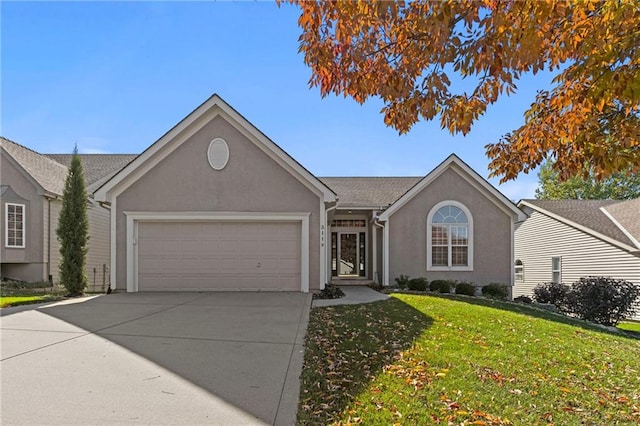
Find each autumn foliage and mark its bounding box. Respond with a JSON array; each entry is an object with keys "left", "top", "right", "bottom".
[{"left": 283, "top": 0, "right": 640, "bottom": 182}]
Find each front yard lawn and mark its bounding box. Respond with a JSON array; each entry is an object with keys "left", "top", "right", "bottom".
[
  {"left": 0, "top": 295, "right": 56, "bottom": 308},
  {"left": 618, "top": 321, "right": 640, "bottom": 333},
  {"left": 299, "top": 294, "right": 640, "bottom": 425}
]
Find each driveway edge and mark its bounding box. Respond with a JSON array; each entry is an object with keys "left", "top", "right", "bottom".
[{"left": 273, "top": 292, "right": 312, "bottom": 426}]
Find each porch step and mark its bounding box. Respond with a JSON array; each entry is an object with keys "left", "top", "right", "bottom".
[{"left": 329, "top": 279, "right": 375, "bottom": 286}]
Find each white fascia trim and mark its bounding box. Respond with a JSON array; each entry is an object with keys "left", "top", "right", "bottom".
[
  {"left": 123, "top": 211, "right": 311, "bottom": 293},
  {"left": 218, "top": 107, "right": 336, "bottom": 204},
  {"left": 600, "top": 206, "right": 640, "bottom": 250},
  {"left": 95, "top": 95, "right": 336, "bottom": 204},
  {"left": 379, "top": 155, "right": 526, "bottom": 222},
  {"left": 335, "top": 206, "right": 388, "bottom": 211},
  {"left": 519, "top": 201, "right": 639, "bottom": 253}
]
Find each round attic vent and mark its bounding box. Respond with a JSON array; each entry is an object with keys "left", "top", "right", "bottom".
[{"left": 207, "top": 138, "right": 229, "bottom": 170}]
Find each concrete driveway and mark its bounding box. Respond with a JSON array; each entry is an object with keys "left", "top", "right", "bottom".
[{"left": 1, "top": 292, "right": 311, "bottom": 425}]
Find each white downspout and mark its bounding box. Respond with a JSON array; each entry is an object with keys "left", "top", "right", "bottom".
[
  {"left": 373, "top": 214, "right": 385, "bottom": 285},
  {"left": 323, "top": 203, "right": 338, "bottom": 289}
]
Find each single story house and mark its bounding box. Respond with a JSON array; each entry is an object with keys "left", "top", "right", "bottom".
[
  {"left": 514, "top": 199, "right": 640, "bottom": 319},
  {"left": 94, "top": 94, "right": 526, "bottom": 293},
  {"left": 0, "top": 137, "right": 135, "bottom": 290}
]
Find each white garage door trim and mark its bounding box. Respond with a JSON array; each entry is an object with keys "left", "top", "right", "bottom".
[{"left": 124, "top": 211, "right": 310, "bottom": 293}]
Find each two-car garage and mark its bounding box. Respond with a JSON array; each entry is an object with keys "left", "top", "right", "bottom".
[{"left": 132, "top": 217, "right": 307, "bottom": 292}]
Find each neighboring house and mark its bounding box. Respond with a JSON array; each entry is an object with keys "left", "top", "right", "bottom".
[
  {"left": 514, "top": 199, "right": 640, "bottom": 319},
  {"left": 94, "top": 94, "right": 526, "bottom": 293},
  {"left": 0, "top": 137, "right": 135, "bottom": 290}
]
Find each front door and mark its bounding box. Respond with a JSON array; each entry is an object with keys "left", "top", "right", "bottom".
[{"left": 338, "top": 233, "right": 358, "bottom": 276}]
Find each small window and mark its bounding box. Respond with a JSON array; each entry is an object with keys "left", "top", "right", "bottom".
[
  {"left": 5, "top": 203, "right": 25, "bottom": 248},
  {"left": 515, "top": 259, "right": 524, "bottom": 282},
  {"left": 551, "top": 257, "right": 562, "bottom": 283}
]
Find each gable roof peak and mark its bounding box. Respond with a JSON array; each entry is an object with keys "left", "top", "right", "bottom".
[
  {"left": 519, "top": 198, "right": 637, "bottom": 249},
  {"left": 1, "top": 136, "right": 69, "bottom": 196}
]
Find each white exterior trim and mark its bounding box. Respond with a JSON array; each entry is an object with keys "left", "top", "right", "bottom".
[
  {"left": 94, "top": 94, "right": 336, "bottom": 204},
  {"left": 319, "top": 200, "right": 327, "bottom": 289},
  {"left": 383, "top": 221, "right": 390, "bottom": 286},
  {"left": 207, "top": 138, "right": 230, "bottom": 171},
  {"left": 372, "top": 220, "right": 378, "bottom": 284},
  {"left": 123, "top": 211, "right": 310, "bottom": 293},
  {"left": 5, "top": 202, "right": 26, "bottom": 248},
  {"left": 510, "top": 220, "right": 515, "bottom": 287},
  {"left": 600, "top": 206, "right": 640, "bottom": 250},
  {"left": 379, "top": 154, "right": 525, "bottom": 222},
  {"left": 519, "top": 201, "right": 639, "bottom": 253},
  {"left": 426, "top": 200, "right": 474, "bottom": 272},
  {"left": 109, "top": 199, "right": 117, "bottom": 290}
]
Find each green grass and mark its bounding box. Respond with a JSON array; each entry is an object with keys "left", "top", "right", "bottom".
[
  {"left": 299, "top": 294, "right": 640, "bottom": 425},
  {"left": 618, "top": 321, "right": 640, "bottom": 333},
  {"left": 0, "top": 281, "right": 64, "bottom": 307},
  {"left": 0, "top": 295, "right": 56, "bottom": 308}
]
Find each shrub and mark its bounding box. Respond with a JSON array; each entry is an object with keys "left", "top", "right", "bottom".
[
  {"left": 429, "top": 280, "right": 443, "bottom": 292},
  {"left": 407, "top": 277, "right": 428, "bottom": 291},
  {"left": 533, "top": 282, "right": 569, "bottom": 306},
  {"left": 565, "top": 276, "right": 640, "bottom": 326},
  {"left": 313, "top": 284, "right": 345, "bottom": 300},
  {"left": 455, "top": 281, "right": 476, "bottom": 296},
  {"left": 394, "top": 274, "right": 410, "bottom": 289},
  {"left": 429, "top": 279, "right": 453, "bottom": 293},
  {"left": 482, "top": 283, "right": 509, "bottom": 300},
  {"left": 514, "top": 295, "right": 533, "bottom": 304}
]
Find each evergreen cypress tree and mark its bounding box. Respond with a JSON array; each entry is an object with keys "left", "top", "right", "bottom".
[{"left": 57, "top": 146, "right": 89, "bottom": 295}]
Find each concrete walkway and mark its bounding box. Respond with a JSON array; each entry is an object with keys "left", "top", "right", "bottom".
[
  {"left": 1, "top": 292, "right": 311, "bottom": 425},
  {"left": 312, "top": 286, "right": 389, "bottom": 307}
]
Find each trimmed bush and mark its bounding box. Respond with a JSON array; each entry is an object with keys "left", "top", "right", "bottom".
[
  {"left": 429, "top": 280, "right": 444, "bottom": 292},
  {"left": 429, "top": 279, "right": 453, "bottom": 293},
  {"left": 565, "top": 276, "right": 640, "bottom": 326},
  {"left": 482, "top": 283, "right": 509, "bottom": 300},
  {"left": 313, "top": 284, "right": 345, "bottom": 300},
  {"left": 455, "top": 282, "right": 476, "bottom": 296},
  {"left": 408, "top": 277, "right": 428, "bottom": 291},
  {"left": 394, "top": 274, "right": 410, "bottom": 289},
  {"left": 514, "top": 295, "right": 533, "bottom": 304},
  {"left": 533, "top": 282, "right": 569, "bottom": 306}
]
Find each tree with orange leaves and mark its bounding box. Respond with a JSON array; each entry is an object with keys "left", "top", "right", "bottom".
[{"left": 283, "top": 0, "right": 640, "bottom": 182}]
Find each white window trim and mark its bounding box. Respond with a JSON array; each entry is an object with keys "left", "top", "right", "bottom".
[
  {"left": 427, "top": 200, "right": 473, "bottom": 271},
  {"left": 123, "top": 211, "right": 310, "bottom": 293},
  {"left": 551, "top": 256, "right": 562, "bottom": 283},
  {"left": 5, "top": 203, "right": 26, "bottom": 248},
  {"left": 515, "top": 259, "right": 524, "bottom": 282}
]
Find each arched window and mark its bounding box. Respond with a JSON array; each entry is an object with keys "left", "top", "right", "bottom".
[
  {"left": 515, "top": 259, "right": 524, "bottom": 281},
  {"left": 427, "top": 201, "right": 473, "bottom": 271}
]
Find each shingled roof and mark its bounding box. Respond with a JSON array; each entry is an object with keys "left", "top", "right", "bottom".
[
  {"left": 320, "top": 177, "right": 421, "bottom": 208},
  {"left": 47, "top": 154, "right": 137, "bottom": 188},
  {"left": 521, "top": 199, "right": 638, "bottom": 249},
  {"left": 1, "top": 137, "right": 68, "bottom": 196},
  {"left": 602, "top": 198, "right": 640, "bottom": 247}
]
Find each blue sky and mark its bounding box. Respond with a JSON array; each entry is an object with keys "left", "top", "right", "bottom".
[{"left": 2, "top": 1, "right": 557, "bottom": 201}]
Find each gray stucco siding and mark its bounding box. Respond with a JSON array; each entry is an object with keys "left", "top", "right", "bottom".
[
  {"left": 0, "top": 154, "right": 45, "bottom": 269},
  {"left": 114, "top": 115, "right": 322, "bottom": 291},
  {"left": 388, "top": 167, "right": 513, "bottom": 286}
]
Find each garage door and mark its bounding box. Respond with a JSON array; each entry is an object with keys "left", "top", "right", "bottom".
[{"left": 136, "top": 221, "right": 301, "bottom": 291}]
